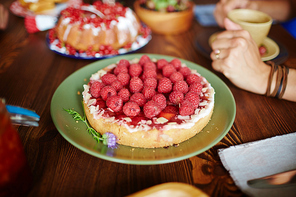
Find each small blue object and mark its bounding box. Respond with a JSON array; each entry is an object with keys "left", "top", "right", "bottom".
[
  {"left": 194, "top": 4, "right": 218, "bottom": 27},
  {"left": 281, "top": 17, "right": 296, "bottom": 39},
  {"left": 6, "top": 105, "right": 40, "bottom": 119}
]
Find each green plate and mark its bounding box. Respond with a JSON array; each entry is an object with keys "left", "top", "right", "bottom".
[{"left": 50, "top": 54, "right": 236, "bottom": 165}]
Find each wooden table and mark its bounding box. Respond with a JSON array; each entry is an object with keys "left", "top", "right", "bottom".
[{"left": 1, "top": 0, "right": 296, "bottom": 196}]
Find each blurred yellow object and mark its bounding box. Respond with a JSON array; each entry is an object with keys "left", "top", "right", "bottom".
[
  {"left": 127, "top": 182, "right": 209, "bottom": 197},
  {"left": 19, "top": 0, "right": 68, "bottom": 13}
]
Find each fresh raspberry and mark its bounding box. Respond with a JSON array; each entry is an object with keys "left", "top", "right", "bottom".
[
  {"left": 162, "top": 64, "right": 177, "bottom": 77},
  {"left": 143, "top": 100, "right": 161, "bottom": 118},
  {"left": 118, "top": 88, "right": 130, "bottom": 102},
  {"left": 158, "top": 77, "right": 172, "bottom": 93},
  {"left": 144, "top": 77, "right": 157, "bottom": 89},
  {"left": 169, "top": 91, "right": 184, "bottom": 105},
  {"left": 114, "top": 65, "right": 128, "bottom": 75},
  {"left": 152, "top": 94, "right": 166, "bottom": 110},
  {"left": 179, "top": 67, "right": 191, "bottom": 78},
  {"left": 142, "top": 87, "right": 156, "bottom": 100},
  {"left": 170, "top": 58, "right": 182, "bottom": 70},
  {"left": 117, "top": 59, "right": 130, "bottom": 67},
  {"left": 143, "top": 62, "right": 156, "bottom": 71},
  {"left": 123, "top": 102, "right": 140, "bottom": 117},
  {"left": 90, "top": 81, "right": 104, "bottom": 98},
  {"left": 259, "top": 46, "right": 267, "bottom": 56},
  {"left": 117, "top": 72, "right": 130, "bottom": 86},
  {"left": 186, "top": 74, "right": 201, "bottom": 85},
  {"left": 166, "top": 5, "right": 175, "bottom": 12},
  {"left": 173, "top": 80, "right": 189, "bottom": 94},
  {"left": 100, "top": 86, "right": 117, "bottom": 100},
  {"left": 142, "top": 69, "right": 157, "bottom": 80},
  {"left": 129, "top": 77, "right": 144, "bottom": 93},
  {"left": 138, "top": 55, "right": 151, "bottom": 66},
  {"left": 106, "top": 95, "right": 123, "bottom": 112},
  {"left": 179, "top": 100, "right": 195, "bottom": 116},
  {"left": 162, "top": 105, "right": 178, "bottom": 114},
  {"left": 111, "top": 80, "right": 123, "bottom": 91},
  {"left": 129, "top": 63, "right": 142, "bottom": 77},
  {"left": 157, "top": 59, "right": 168, "bottom": 69},
  {"left": 185, "top": 92, "right": 200, "bottom": 109},
  {"left": 169, "top": 72, "right": 184, "bottom": 83},
  {"left": 189, "top": 82, "right": 203, "bottom": 95},
  {"left": 130, "top": 93, "right": 146, "bottom": 107},
  {"left": 101, "top": 73, "right": 117, "bottom": 85}
]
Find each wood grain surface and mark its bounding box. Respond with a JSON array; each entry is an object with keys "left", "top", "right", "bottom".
[{"left": 0, "top": 0, "right": 296, "bottom": 196}]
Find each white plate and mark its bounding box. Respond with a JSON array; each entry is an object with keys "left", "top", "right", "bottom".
[{"left": 46, "top": 33, "right": 152, "bottom": 60}]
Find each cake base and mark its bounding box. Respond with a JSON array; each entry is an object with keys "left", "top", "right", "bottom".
[{"left": 84, "top": 102, "right": 213, "bottom": 148}]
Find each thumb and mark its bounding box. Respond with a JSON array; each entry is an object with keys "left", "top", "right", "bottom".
[{"left": 224, "top": 18, "right": 242, "bottom": 31}]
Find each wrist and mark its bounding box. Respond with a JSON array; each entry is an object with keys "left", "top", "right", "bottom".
[{"left": 256, "top": 62, "right": 271, "bottom": 95}]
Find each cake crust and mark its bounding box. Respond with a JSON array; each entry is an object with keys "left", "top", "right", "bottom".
[{"left": 84, "top": 101, "right": 213, "bottom": 148}]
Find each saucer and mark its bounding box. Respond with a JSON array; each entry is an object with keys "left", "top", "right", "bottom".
[
  {"left": 208, "top": 32, "right": 280, "bottom": 61},
  {"left": 261, "top": 37, "right": 280, "bottom": 61}
]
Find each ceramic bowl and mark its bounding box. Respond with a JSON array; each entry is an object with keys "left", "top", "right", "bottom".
[{"left": 134, "top": 0, "right": 194, "bottom": 35}]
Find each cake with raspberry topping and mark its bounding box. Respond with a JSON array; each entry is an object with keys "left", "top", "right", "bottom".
[
  {"left": 51, "top": 1, "right": 147, "bottom": 55},
  {"left": 82, "top": 55, "right": 215, "bottom": 148}
]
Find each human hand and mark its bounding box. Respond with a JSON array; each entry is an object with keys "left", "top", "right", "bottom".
[
  {"left": 210, "top": 18, "right": 270, "bottom": 95},
  {"left": 0, "top": 4, "right": 8, "bottom": 30},
  {"left": 214, "top": 0, "right": 251, "bottom": 28}
]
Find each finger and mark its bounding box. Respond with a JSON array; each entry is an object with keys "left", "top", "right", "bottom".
[
  {"left": 210, "top": 48, "right": 228, "bottom": 61},
  {"left": 211, "top": 59, "right": 224, "bottom": 73},
  {"left": 212, "top": 30, "right": 252, "bottom": 53},
  {"left": 224, "top": 18, "right": 242, "bottom": 30},
  {"left": 212, "top": 59, "right": 232, "bottom": 79},
  {"left": 212, "top": 59, "right": 232, "bottom": 78},
  {"left": 214, "top": 3, "right": 226, "bottom": 28},
  {"left": 215, "top": 28, "right": 249, "bottom": 41},
  {"left": 211, "top": 36, "right": 236, "bottom": 52}
]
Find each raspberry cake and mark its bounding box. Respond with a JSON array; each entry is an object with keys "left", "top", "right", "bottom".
[
  {"left": 51, "top": 1, "right": 146, "bottom": 55},
  {"left": 82, "top": 55, "right": 215, "bottom": 148}
]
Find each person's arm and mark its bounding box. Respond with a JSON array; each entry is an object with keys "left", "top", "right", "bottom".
[
  {"left": 214, "top": 0, "right": 293, "bottom": 28},
  {"left": 282, "top": 69, "right": 296, "bottom": 101},
  {"left": 210, "top": 18, "right": 296, "bottom": 102},
  {"left": 248, "top": 0, "right": 291, "bottom": 21},
  {"left": 214, "top": 0, "right": 250, "bottom": 28}
]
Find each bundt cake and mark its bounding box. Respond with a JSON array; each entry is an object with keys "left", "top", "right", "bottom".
[{"left": 52, "top": 1, "right": 144, "bottom": 54}]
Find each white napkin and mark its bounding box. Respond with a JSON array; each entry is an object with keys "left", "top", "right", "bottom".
[{"left": 218, "top": 132, "right": 296, "bottom": 197}]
